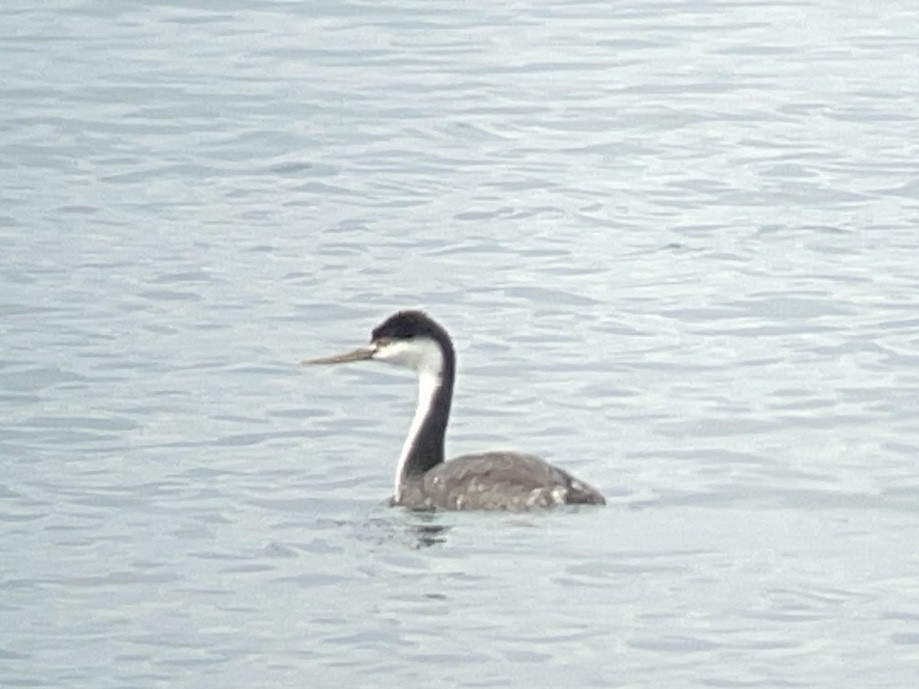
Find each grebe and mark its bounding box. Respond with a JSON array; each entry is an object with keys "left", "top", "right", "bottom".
[{"left": 304, "top": 310, "right": 605, "bottom": 511}]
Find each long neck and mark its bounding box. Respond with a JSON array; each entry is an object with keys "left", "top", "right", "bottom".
[{"left": 393, "top": 351, "right": 455, "bottom": 499}]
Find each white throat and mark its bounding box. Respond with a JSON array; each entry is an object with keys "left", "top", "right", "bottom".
[{"left": 372, "top": 337, "right": 445, "bottom": 500}]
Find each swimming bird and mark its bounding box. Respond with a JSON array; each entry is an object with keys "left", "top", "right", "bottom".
[{"left": 304, "top": 310, "right": 605, "bottom": 511}]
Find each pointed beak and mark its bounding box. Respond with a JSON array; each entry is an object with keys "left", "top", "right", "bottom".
[{"left": 301, "top": 344, "right": 376, "bottom": 366}]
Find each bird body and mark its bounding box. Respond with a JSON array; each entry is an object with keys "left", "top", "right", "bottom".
[{"left": 399, "top": 451, "right": 605, "bottom": 511}]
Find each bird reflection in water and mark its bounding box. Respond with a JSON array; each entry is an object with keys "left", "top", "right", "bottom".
[
  {"left": 356, "top": 512, "right": 450, "bottom": 549},
  {"left": 407, "top": 515, "right": 448, "bottom": 549}
]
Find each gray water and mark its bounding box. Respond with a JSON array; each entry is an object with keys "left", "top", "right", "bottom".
[{"left": 3, "top": 1, "right": 919, "bottom": 686}]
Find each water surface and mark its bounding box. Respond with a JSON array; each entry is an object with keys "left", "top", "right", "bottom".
[{"left": 2, "top": 1, "right": 919, "bottom": 687}]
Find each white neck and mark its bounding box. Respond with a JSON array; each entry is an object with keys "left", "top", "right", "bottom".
[
  {"left": 393, "top": 368, "right": 441, "bottom": 500},
  {"left": 373, "top": 337, "right": 446, "bottom": 502}
]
